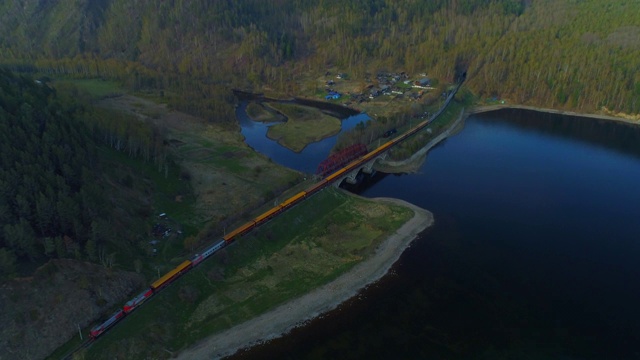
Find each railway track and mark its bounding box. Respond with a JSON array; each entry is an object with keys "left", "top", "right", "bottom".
[{"left": 59, "top": 339, "right": 93, "bottom": 360}]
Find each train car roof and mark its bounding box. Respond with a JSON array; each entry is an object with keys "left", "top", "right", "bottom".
[{"left": 151, "top": 260, "right": 191, "bottom": 289}]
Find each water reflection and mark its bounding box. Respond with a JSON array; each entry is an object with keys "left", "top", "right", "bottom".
[
  {"left": 478, "top": 109, "right": 640, "bottom": 159},
  {"left": 236, "top": 101, "right": 371, "bottom": 174},
  {"left": 231, "top": 109, "right": 640, "bottom": 359}
]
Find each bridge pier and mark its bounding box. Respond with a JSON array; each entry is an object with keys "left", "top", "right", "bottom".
[
  {"left": 330, "top": 154, "right": 387, "bottom": 187},
  {"left": 344, "top": 170, "right": 360, "bottom": 184},
  {"left": 362, "top": 154, "right": 386, "bottom": 174},
  {"left": 362, "top": 163, "right": 374, "bottom": 174}
]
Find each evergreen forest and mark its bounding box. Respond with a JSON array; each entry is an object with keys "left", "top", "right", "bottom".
[
  {"left": 0, "top": 70, "right": 100, "bottom": 274},
  {"left": 0, "top": 70, "right": 164, "bottom": 278}
]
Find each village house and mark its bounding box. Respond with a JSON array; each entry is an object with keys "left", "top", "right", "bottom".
[
  {"left": 413, "top": 78, "right": 432, "bottom": 89},
  {"left": 325, "top": 91, "right": 341, "bottom": 100}
]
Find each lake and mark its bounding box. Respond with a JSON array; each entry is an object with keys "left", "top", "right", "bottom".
[{"left": 232, "top": 108, "right": 640, "bottom": 359}]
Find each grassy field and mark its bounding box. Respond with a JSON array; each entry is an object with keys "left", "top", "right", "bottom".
[
  {"left": 245, "top": 102, "right": 282, "bottom": 122},
  {"left": 70, "top": 188, "right": 413, "bottom": 359},
  {"left": 53, "top": 78, "right": 124, "bottom": 98},
  {"left": 41, "top": 83, "right": 304, "bottom": 360},
  {"left": 265, "top": 103, "right": 341, "bottom": 152},
  {"left": 44, "top": 73, "right": 431, "bottom": 360},
  {"left": 95, "top": 94, "right": 303, "bottom": 232}
]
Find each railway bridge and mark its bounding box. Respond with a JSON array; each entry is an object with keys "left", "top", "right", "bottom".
[
  {"left": 331, "top": 153, "right": 388, "bottom": 185},
  {"left": 325, "top": 77, "right": 464, "bottom": 187}
]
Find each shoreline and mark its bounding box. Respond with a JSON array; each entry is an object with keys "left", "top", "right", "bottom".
[
  {"left": 375, "top": 108, "right": 467, "bottom": 174},
  {"left": 469, "top": 104, "right": 640, "bottom": 126},
  {"left": 175, "top": 198, "right": 433, "bottom": 360},
  {"left": 377, "top": 103, "right": 640, "bottom": 174}
]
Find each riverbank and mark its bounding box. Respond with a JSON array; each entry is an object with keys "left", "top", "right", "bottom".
[
  {"left": 175, "top": 198, "right": 433, "bottom": 359},
  {"left": 375, "top": 108, "right": 467, "bottom": 174},
  {"left": 377, "top": 103, "right": 640, "bottom": 174},
  {"left": 264, "top": 102, "right": 341, "bottom": 153},
  {"left": 469, "top": 104, "right": 640, "bottom": 126}
]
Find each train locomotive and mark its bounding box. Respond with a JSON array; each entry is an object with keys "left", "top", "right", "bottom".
[{"left": 89, "top": 241, "right": 226, "bottom": 338}]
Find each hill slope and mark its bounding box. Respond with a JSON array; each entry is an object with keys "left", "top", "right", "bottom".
[{"left": 1, "top": 0, "right": 638, "bottom": 115}]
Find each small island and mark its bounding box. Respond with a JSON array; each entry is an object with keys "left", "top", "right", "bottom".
[
  {"left": 264, "top": 103, "right": 342, "bottom": 152},
  {"left": 245, "top": 102, "right": 283, "bottom": 123}
]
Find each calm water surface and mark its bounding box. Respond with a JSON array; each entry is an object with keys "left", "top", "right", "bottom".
[
  {"left": 236, "top": 102, "right": 370, "bottom": 174},
  {"left": 233, "top": 109, "right": 640, "bottom": 359}
]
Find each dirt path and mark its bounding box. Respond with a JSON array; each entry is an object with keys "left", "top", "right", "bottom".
[{"left": 175, "top": 198, "right": 433, "bottom": 360}]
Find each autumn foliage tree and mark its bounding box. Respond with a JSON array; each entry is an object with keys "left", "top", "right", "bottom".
[{"left": 0, "top": 0, "right": 638, "bottom": 118}]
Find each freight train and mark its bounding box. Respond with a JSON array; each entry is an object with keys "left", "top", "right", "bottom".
[
  {"left": 88, "top": 182, "right": 331, "bottom": 338},
  {"left": 88, "top": 78, "right": 464, "bottom": 340},
  {"left": 87, "top": 147, "right": 379, "bottom": 338}
]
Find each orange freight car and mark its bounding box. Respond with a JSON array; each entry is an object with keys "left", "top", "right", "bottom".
[
  {"left": 254, "top": 205, "right": 283, "bottom": 224},
  {"left": 280, "top": 191, "right": 307, "bottom": 208},
  {"left": 223, "top": 220, "right": 256, "bottom": 242},
  {"left": 151, "top": 260, "right": 192, "bottom": 290},
  {"left": 359, "top": 151, "right": 375, "bottom": 162},
  {"left": 306, "top": 179, "right": 328, "bottom": 195},
  {"left": 325, "top": 165, "right": 350, "bottom": 182},
  {"left": 378, "top": 140, "right": 394, "bottom": 152}
]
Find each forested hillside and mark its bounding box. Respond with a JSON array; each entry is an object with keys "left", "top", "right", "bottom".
[
  {"left": 1, "top": 0, "right": 638, "bottom": 116},
  {"left": 0, "top": 70, "right": 158, "bottom": 278},
  {"left": 0, "top": 70, "right": 104, "bottom": 275},
  {"left": 0, "top": 69, "right": 188, "bottom": 357}
]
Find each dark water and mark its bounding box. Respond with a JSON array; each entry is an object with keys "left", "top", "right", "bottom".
[
  {"left": 236, "top": 102, "right": 371, "bottom": 174},
  {"left": 232, "top": 109, "right": 640, "bottom": 359}
]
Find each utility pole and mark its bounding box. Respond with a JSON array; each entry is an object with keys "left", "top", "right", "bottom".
[{"left": 78, "top": 323, "right": 83, "bottom": 340}]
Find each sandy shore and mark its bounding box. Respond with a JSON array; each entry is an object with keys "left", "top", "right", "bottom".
[{"left": 175, "top": 198, "right": 433, "bottom": 360}]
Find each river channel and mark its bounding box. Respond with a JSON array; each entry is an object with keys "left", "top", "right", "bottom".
[
  {"left": 233, "top": 108, "right": 640, "bottom": 359},
  {"left": 236, "top": 102, "right": 371, "bottom": 174}
]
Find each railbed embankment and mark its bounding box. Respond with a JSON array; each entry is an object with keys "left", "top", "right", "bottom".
[{"left": 375, "top": 108, "right": 467, "bottom": 174}]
